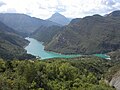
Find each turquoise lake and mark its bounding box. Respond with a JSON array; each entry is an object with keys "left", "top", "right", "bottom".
[{"left": 25, "top": 37, "right": 110, "bottom": 59}]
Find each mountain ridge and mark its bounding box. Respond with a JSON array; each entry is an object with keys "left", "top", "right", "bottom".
[
  {"left": 48, "top": 12, "right": 70, "bottom": 25},
  {"left": 0, "top": 13, "right": 60, "bottom": 35},
  {"left": 0, "top": 20, "right": 35, "bottom": 60},
  {"left": 34, "top": 10, "right": 120, "bottom": 55}
]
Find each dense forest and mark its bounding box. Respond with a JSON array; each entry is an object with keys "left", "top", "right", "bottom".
[{"left": 1, "top": 54, "right": 120, "bottom": 90}]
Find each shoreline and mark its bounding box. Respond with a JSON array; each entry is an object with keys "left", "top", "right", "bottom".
[{"left": 25, "top": 37, "right": 111, "bottom": 60}]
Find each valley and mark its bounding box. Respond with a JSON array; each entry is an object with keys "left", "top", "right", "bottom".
[
  {"left": 0, "top": 10, "right": 120, "bottom": 90},
  {"left": 25, "top": 37, "right": 110, "bottom": 59},
  {"left": 32, "top": 11, "right": 120, "bottom": 55}
]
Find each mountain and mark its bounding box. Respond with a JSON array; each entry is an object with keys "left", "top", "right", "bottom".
[
  {"left": 31, "top": 13, "right": 72, "bottom": 44},
  {"left": 0, "top": 21, "right": 34, "bottom": 60},
  {"left": 48, "top": 12, "right": 71, "bottom": 25},
  {"left": 106, "top": 10, "right": 120, "bottom": 17},
  {"left": 0, "top": 13, "right": 60, "bottom": 35},
  {"left": 31, "top": 25, "right": 61, "bottom": 45},
  {"left": 108, "top": 49, "right": 120, "bottom": 61},
  {"left": 44, "top": 11, "right": 120, "bottom": 55},
  {"left": 69, "top": 18, "right": 81, "bottom": 25}
]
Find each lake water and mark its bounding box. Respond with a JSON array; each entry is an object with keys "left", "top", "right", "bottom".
[{"left": 25, "top": 37, "right": 110, "bottom": 59}]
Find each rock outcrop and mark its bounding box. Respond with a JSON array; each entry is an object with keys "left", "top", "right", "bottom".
[{"left": 110, "top": 70, "right": 120, "bottom": 90}]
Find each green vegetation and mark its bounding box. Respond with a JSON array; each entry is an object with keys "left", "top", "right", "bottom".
[
  {"left": 0, "top": 21, "right": 35, "bottom": 60},
  {"left": 32, "top": 11, "right": 120, "bottom": 55},
  {"left": 0, "top": 10, "right": 120, "bottom": 90},
  {"left": 31, "top": 25, "right": 61, "bottom": 45},
  {"left": 0, "top": 57, "right": 115, "bottom": 90},
  {"left": 105, "top": 50, "right": 120, "bottom": 81}
]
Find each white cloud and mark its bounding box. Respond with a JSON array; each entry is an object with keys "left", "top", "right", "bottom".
[
  {"left": 0, "top": 1, "right": 5, "bottom": 7},
  {"left": 0, "top": 0, "right": 120, "bottom": 19}
]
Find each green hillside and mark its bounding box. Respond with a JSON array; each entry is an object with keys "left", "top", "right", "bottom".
[
  {"left": 0, "top": 56, "right": 116, "bottom": 90},
  {"left": 31, "top": 25, "right": 61, "bottom": 45},
  {"left": 0, "top": 21, "right": 35, "bottom": 60},
  {"left": 44, "top": 11, "right": 120, "bottom": 55}
]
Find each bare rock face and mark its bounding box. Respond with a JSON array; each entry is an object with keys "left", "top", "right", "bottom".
[{"left": 110, "top": 71, "right": 120, "bottom": 90}]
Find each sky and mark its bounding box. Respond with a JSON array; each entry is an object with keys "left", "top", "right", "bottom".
[{"left": 0, "top": 0, "right": 120, "bottom": 19}]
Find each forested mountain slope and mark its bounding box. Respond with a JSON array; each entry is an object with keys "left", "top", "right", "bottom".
[
  {"left": 44, "top": 11, "right": 120, "bottom": 54},
  {"left": 31, "top": 25, "right": 62, "bottom": 44},
  {"left": 0, "top": 21, "right": 35, "bottom": 60}
]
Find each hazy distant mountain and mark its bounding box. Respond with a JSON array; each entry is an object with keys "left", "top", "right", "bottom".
[
  {"left": 0, "top": 21, "right": 30, "bottom": 59},
  {"left": 106, "top": 10, "right": 120, "bottom": 17},
  {"left": 44, "top": 11, "right": 120, "bottom": 54},
  {"left": 48, "top": 13, "right": 71, "bottom": 25},
  {"left": 0, "top": 13, "right": 60, "bottom": 35}
]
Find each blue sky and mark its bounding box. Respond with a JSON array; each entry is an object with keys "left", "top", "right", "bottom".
[{"left": 0, "top": 0, "right": 120, "bottom": 19}]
